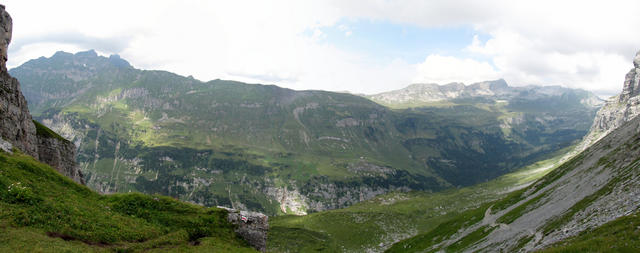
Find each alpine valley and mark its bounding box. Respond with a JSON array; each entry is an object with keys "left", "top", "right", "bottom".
[
  {"left": 270, "top": 51, "right": 640, "bottom": 252},
  {"left": 4, "top": 2, "right": 640, "bottom": 252},
  {"left": 12, "top": 50, "right": 601, "bottom": 216}
]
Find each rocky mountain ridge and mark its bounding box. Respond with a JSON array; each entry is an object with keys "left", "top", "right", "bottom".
[
  {"left": 0, "top": 5, "right": 83, "bottom": 184},
  {"left": 367, "top": 79, "right": 603, "bottom": 108},
  {"left": 11, "top": 49, "right": 600, "bottom": 215}
]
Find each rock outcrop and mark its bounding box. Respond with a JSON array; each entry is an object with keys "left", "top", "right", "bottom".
[
  {"left": 0, "top": 4, "right": 10, "bottom": 73},
  {"left": 619, "top": 52, "right": 640, "bottom": 102},
  {"left": 219, "top": 206, "right": 269, "bottom": 252},
  {"left": 36, "top": 131, "right": 84, "bottom": 183},
  {"left": 582, "top": 51, "right": 640, "bottom": 149},
  {"left": 0, "top": 136, "right": 11, "bottom": 153},
  {"left": 0, "top": 71, "right": 39, "bottom": 157},
  {"left": 0, "top": 5, "right": 83, "bottom": 184}
]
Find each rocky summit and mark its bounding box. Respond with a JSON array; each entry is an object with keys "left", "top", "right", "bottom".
[
  {"left": 582, "top": 51, "right": 640, "bottom": 149},
  {"left": 0, "top": 5, "right": 83, "bottom": 184}
]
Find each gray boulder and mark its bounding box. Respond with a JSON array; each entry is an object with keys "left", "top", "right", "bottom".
[{"left": 219, "top": 206, "right": 269, "bottom": 252}]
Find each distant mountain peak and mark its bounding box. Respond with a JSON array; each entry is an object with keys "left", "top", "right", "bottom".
[
  {"left": 51, "top": 50, "right": 73, "bottom": 58},
  {"left": 14, "top": 49, "right": 133, "bottom": 73},
  {"left": 75, "top": 49, "right": 98, "bottom": 58},
  {"left": 108, "top": 54, "right": 132, "bottom": 68}
]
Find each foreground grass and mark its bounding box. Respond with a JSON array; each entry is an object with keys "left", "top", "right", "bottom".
[{"left": 0, "top": 151, "right": 255, "bottom": 252}]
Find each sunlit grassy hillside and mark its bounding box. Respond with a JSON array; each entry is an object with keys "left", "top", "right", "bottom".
[{"left": 0, "top": 150, "right": 255, "bottom": 252}]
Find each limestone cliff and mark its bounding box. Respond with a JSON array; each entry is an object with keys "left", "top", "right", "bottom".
[
  {"left": 580, "top": 51, "right": 640, "bottom": 150},
  {"left": 0, "top": 5, "right": 83, "bottom": 184}
]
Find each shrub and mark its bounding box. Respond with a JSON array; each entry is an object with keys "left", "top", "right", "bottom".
[{"left": 5, "top": 182, "right": 41, "bottom": 205}]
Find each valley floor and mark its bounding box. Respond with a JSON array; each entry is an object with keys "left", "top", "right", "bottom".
[{"left": 268, "top": 148, "right": 569, "bottom": 252}]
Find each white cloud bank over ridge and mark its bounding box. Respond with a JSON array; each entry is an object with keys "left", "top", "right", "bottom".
[
  {"left": 4, "top": 0, "right": 640, "bottom": 97},
  {"left": 413, "top": 55, "right": 500, "bottom": 85}
]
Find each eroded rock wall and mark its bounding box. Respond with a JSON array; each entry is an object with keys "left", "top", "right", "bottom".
[{"left": 579, "top": 51, "right": 640, "bottom": 151}]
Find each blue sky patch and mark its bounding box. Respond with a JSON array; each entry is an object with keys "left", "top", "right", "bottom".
[{"left": 306, "top": 19, "right": 491, "bottom": 64}]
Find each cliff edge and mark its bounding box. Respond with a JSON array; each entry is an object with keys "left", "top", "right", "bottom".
[
  {"left": 0, "top": 5, "right": 83, "bottom": 184},
  {"left": 581, "top": 51, "right": 640, "bottom": 149}
]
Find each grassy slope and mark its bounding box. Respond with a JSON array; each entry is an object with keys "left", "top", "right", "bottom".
[
  {"left": 540, "top": 211, "right": 640, "bottom": 252},
  {"left": 0, "top": 150, "right": 255, "bottom": 252},
  {"left": 386, "top": 116, "right": 640, "bottom": 252},
  {"left": 33, "top": 120, "right": 68, "bottom": 142},
  {"left": 268, "top": 150, "right": 567, "bottom": 252}
]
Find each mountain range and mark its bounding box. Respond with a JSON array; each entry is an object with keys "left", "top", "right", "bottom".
[
  {"left": 1, "top": 2, "right": 640, "bottom": 251},
  {"left": 9, "top": 50, "right": 600, "bottom": 215}
]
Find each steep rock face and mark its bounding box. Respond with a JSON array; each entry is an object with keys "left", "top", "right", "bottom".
[
  {"left": 619, "top": 52, "right": 640, "bottom": 102},
  {"left": 0, "top": 5, "right": 37, "bottom": 158},
  {"left": 36, "top": 133, "right": 84, "bottom": 183},
  {"left": 582, "top": 51, "right": 640, "bottom": 149},
  {"left": 0, "top": 4, "right": 10, "bottom": 73},
  {"left": 0, "top": 71, "right": 38, "bottom": 157},
  {"left": 0, "top": 5, "right": 83, "bottom": 184}
]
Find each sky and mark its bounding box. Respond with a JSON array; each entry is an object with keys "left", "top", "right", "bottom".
[{"left": 3, "top": 0, "right": 640, "bottom": 97}]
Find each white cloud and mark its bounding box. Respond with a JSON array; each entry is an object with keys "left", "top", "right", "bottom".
[
  {"left": 338, "top": 24, "right": 352, "bottom": 37},
  {"left": 330, "top": 0, "right": 640, "bottom": 96},
  {"left": 2, "top": 0, "right": 640, "bottom": 96},
  {"left": 413, "top": 55, "right": 500, "bottom": 85},
  {"left": 466, "top": 29, "right": 633, "bottom": 96}
]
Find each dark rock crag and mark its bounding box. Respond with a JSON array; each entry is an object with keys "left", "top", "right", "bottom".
[{"left": 0, "top": 5, "right": 83, "bottom": 184}]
